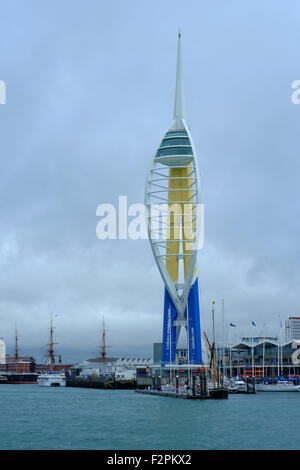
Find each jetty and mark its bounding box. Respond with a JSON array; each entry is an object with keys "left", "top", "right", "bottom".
[
  {"left": 66, "top": 377, "right": 136, "bottom": 390},
  {"left": 135, "top": 387, "right": 228, "bottom": 400}
]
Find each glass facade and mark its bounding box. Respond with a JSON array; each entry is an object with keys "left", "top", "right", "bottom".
[
  {"left": 165, "top": 131, "right": 188, "bottom": 137},
  {"left": 156, "top": 147, "right": 193, "bottom": 157},
  {"left": 160, "top": 137, "right": 190, "bottom": 147}
]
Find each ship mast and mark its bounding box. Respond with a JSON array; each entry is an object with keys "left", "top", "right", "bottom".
[
  {"left": 203, "top": 302, "right": 217, "bottom": 389},
  {"left": 48, "top": 314, "right": 57, "bottom": 371}
]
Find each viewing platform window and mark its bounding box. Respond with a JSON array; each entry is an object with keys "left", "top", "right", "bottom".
[
  {"left": 160, "top": 137, "right": 190, "bottom": 147},
  {"left": 156, "top": 147, "right": 193, "bottom": 157},
  {"left": 165, "top": 131, "right": 188, "bottom": 137}
]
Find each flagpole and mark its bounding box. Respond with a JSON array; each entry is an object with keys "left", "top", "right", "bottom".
[
  {"left": 277, "top": 314, "right": 282, "bottom": 378},
  {"left": 222, "top": 298, "right": 225, "bottom": 382},
  {"left": 251, "top": 321, "right": 256, "bottom": 378},
  {"left": 263, "top": 338, "right": 265, "bottom": 378},
  {"left": 280, "top": 318, "right": 283, "bottom": 377},
  {"left": 229, "top": 323, "right": 232, "bottom": 379},
  {"left": 277, "top": 334, "right": 280, "bottom": 378},
  {"left": 251, "top": 341, "right": 254, "bottom": 378},
  {"left": 212, "top": 301, "right": 216, "bottom": 389},
  {"left": 260, "top": 323, "right": 266, "bottom": 378}
]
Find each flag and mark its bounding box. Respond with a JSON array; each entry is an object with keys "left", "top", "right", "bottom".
[
  {"left": 230, "top": 323, "right": 236, "bottom": 327},
  {"left": 252, "top": 321, "right": 256, "bottom": 327}
]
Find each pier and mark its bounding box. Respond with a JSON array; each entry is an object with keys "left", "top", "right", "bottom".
[
  {"left": 135, "top": 388, "right": 228, "bottom": 399},
  {"left": 66, "top": 378, "right": 136, "bottom": 390}
]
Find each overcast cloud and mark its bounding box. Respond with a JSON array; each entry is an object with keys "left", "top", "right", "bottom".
[{"left": 0, "top": 1, "right": 300, "bottom": 362}]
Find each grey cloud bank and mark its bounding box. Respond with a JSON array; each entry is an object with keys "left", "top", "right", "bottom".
[{"left": 0, "top": 1, "right": 300, "bottom": 362}]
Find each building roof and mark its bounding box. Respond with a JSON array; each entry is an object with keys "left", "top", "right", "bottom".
[{"left": 233, "top": 338, "right": 300, "bottom": 349}]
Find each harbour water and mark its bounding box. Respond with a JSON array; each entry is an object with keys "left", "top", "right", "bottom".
[{"left": 1, "top": 384, "right": 300, "bottom": 450}]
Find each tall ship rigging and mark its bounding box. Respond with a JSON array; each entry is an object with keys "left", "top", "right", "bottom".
[
  {"left": 0, "top": 328, "right": 38, "bottom": 384},
  {"left": 37, "top": 314, "right": 66, "bottom": 387}
]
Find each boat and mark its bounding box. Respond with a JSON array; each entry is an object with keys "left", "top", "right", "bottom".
[
  {"left": 256, "top": 380, "right": 300, "bottom": 392},
  {"left": 0, "top": 372, "right": 38, "bottom": 384},
  {"left": 37, "top": 314, "right": 66, "bottom": 387},
  {"left": 228, "top": 379, "right": 247, "bottom": 394},
  {"left": 209, "top": 388, "right": 229, "bottom": 399},
  {"left": 202, "top": 304, "right": 229, "bottom": 400},
  {"left": 37, "top": 370, "right": 66, "bottom": 387}
]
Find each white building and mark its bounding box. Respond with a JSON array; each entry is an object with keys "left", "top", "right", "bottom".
[
  {"left": 114, "top": 357, "right": 152, "bottom": 380},
  {"left": 0, "top": 339, "right": 5, "bottom": 365},
  {"left": 71, "top": 357, "right": 152, "bottom": 381},
  {"left": 75, "top": 360, "right": 115, "bottom": 379},
  {"left": 285, "top": 317, "right": 300, "bottom": 342}
]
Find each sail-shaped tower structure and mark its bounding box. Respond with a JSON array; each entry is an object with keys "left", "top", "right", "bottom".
[{"left": 146, "top": 32, "right": 203, "bottom": 366}]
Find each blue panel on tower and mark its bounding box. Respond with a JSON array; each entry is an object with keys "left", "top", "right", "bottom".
[
  {"left": 162, "top": 287, "right": 177, "bottom": 363},
  {"left": 162, "top": 281, "right": 202, "bottom": 365},
  {"left": 187, "top": 278, "right": 202, "bottom": 364}
]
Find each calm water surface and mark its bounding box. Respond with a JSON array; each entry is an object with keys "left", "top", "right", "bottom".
[{"left": 1, "top": 384, "right": 300, "bottom": 450}]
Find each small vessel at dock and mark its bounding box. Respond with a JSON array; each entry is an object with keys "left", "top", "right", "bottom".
[
  {"left": 256, "top": 379, "right": 300, "bottom": 392},
  {"left": 0, "top": 372, "right": 38, "bottom": 384},
  {"left": 37, "top": 370, "right": 66, "bottom": 387}
]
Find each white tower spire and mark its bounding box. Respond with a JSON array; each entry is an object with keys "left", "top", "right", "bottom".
[{"left": 172, "top": 29, "right": 186, "bottom": 129}]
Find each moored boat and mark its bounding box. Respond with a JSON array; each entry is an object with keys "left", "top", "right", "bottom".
[
  {"left": 228, "top": 379, "right": 247, "bottom": 393},
  {"left": 0, "top": 372, "right": 38, "bottom": 384},
  {"left": 37, "top": 371, "right": 66, "bottom": 387},
  {"left": 256, "top": 380, "right": 300, "bottom": 392}
]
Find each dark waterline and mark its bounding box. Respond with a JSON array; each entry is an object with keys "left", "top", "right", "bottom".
[{"left": 0, "top": 384, "right": 299, "bottom": 450}]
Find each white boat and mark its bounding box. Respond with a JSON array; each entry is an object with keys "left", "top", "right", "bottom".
[
  {"left": 228, "top": 379, "right": 247, "bottom": 393},
  {"left": 256, "top": 381, "right": 300, "bottom": 392},
  {"left": 37, "top": 371, "right": 66, "bottom": 387}
]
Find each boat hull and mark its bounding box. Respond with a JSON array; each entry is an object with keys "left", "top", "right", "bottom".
[
  {"left": 37, "top": 373, "right": 66, "bottom": 387},
  {"left": 256, "top": 384, "right": 300, "bottom": 392},
  {"left": 0, "top": 373, "right": 38, "bottom": 384}
]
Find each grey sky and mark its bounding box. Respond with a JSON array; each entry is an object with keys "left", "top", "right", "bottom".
[{"left": 0, "top": 1, "right": 300, "bottom": 362}]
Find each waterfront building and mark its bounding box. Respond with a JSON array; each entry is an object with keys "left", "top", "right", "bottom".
[
  {"left": 285, "top": 316, "right": 300, "bottom": 342},
  {"left": 146, "top": 32, "right": 203, "bottom": 372},
  {"left": 71, "top": 357, "right": 152, "bottom": 381},
  {"left": 71, "top": 359, "right": 116, "bottom": 380},
  {"left": 0, "top": 339, "right": 5, "bottom": 364},
  {"left": 216, "top": 338, "right": 300, "bottom": 378},
  {"left": 0, "top": 354, "right": 36, "bottom": 373},
  {"left": 115, "top": 357, "right": 152, "bottom": 380}
]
